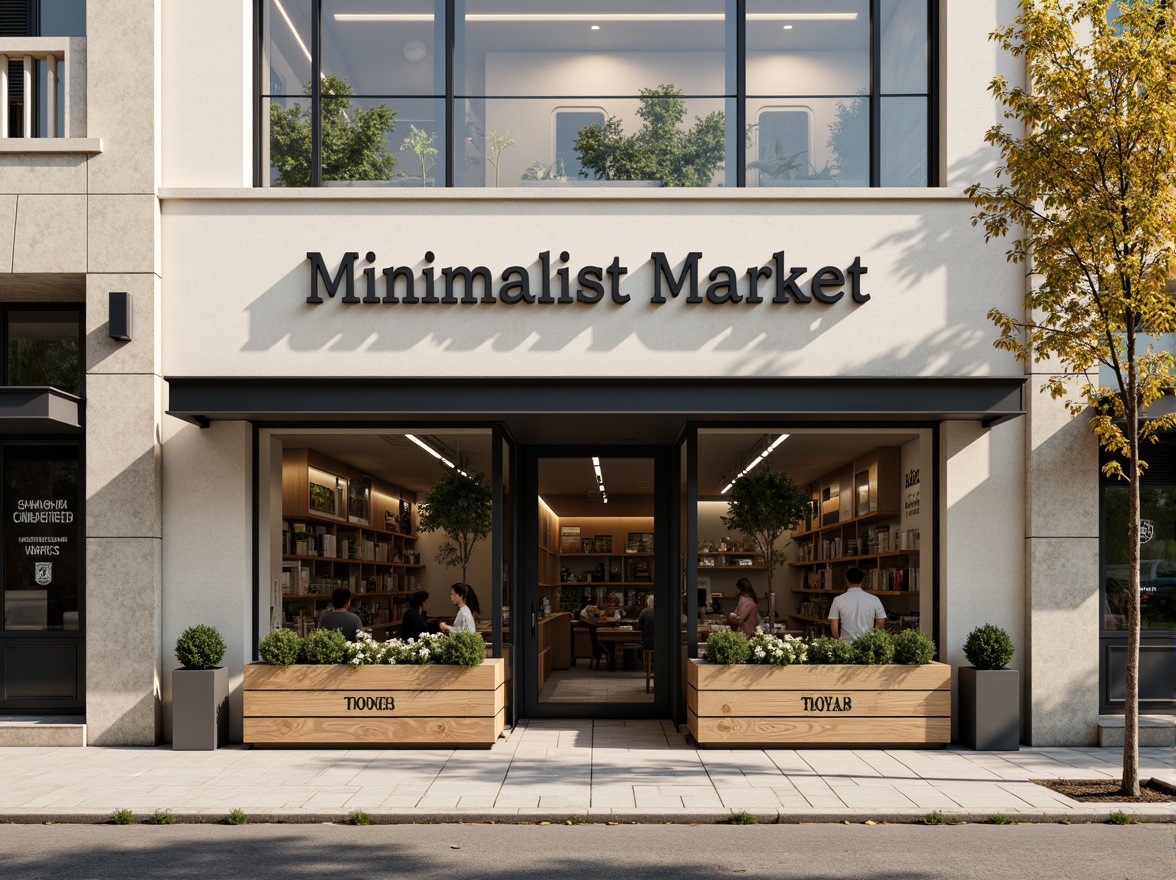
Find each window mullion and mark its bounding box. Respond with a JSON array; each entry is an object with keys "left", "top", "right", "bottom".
[{"left": 311, "top": 0, "right": 322, "bottom": 187}]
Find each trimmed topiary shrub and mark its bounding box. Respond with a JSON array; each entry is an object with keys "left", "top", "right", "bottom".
[
  {"left": 705, "top": 630, "right": 751, "bottom": 665},
  {"left": 175, "top": 624, "right": 227, "bottom": 670},
  {"left": 438, "top": 630, "right": 487, "bottom": 668},
  {"left": 303, "top": 627, "right": 348, "bottom": 664},
  {"left": 963, "top": 623, "right": 1015, "bottom": 670},
  {"left": 892, "top": 628, "right": 936, "bottom": 665},
  {"left": 851, "top": 628, "right": 894, "bottom": 665},
  {"left": 805, "top": 636, "right": 855, "bottom": 664},
  {"left": 258, "top": 628, "right": 303, "bottom": 666}
]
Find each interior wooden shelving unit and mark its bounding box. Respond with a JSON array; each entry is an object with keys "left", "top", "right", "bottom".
[{"left": 281, "top": 447, "right": 423, "bottom": 637}]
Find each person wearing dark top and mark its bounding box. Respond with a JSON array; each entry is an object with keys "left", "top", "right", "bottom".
[
  {"left": 400, "top": 590, "right": 432, "bottom": 641},
  {"left": 637, "top": 594, "right": 655, "bottom": 650},
  {"left": 464, "top": 585, "right": 482, "bottom": 625},
  {"left": 319, "top": 587, "right": 364, "bottom": 642}
]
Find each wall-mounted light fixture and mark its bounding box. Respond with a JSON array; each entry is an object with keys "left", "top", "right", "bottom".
[
  {"left": 108, "top": 291, "right": 132, "bottom": 341},
  {"left": 720, "top": 433, "right": 789, "bottom": 494}
]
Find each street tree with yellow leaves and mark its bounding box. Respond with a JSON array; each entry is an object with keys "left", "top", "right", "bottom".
[{"left": 966, "top": 0, "right": 1176, "bottom": 796}]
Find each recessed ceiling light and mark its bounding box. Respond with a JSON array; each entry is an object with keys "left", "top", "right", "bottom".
[
  {"left": 591, "top": 25, "right": 600, "bottom": 30},
  {"left": 783, "top": 24, "right": 793, "bottom": 30}
]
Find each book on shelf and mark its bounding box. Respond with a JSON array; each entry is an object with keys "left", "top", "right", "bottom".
[
  {"left": 560, "top": 525, "right": 582, "bottom": 552},
  {"left": 594, "top": 534, "right": 613, "bottom": 552}
]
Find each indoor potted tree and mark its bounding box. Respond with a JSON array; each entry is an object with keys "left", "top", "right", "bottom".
[
  {"left": 958, "top": 623, "right": 1019, "bottom": 751},
  {"left": 417, "top": 465, "right": 493, "bottom": 582},
  {"left": 172, "top": 624, "right": 228, "bottom": 751},
  {"left": 720, "top": 467, "right": 811, "bottom": 627}
]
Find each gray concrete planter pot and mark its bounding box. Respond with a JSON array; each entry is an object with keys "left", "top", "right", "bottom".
[
  {"left": 958, "top": 667, "right": 1020, "bottom": 751},
  {"left": 172, "top": 667, "right": 229, "bottom": 750}
]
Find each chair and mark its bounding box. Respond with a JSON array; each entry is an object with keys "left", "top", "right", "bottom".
[{"left": 643, "top": 649, "right": 654, "bottom": 693}]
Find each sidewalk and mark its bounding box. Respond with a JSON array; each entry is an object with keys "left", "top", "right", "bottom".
[{"left": 2, "top": 720, "right": 1173, "bottom": 824}]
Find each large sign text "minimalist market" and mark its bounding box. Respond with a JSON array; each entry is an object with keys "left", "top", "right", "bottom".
[{"left": 305, "top": 250, "right": 871, "bottom": 306}]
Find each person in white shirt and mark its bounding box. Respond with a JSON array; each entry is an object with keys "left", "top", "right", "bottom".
[
  {"left": 827, "top": 567, "right": 887, "bottom": 642},
  {"left": 440, "top": 582, "right": 476, "bottom": 634}
]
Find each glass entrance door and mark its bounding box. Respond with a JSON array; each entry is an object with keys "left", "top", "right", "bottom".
[{"left": 518, "top": 446, "right": 671, "bottom": 719}]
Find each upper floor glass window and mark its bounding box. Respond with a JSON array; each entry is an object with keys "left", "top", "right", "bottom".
[
  {"left": 4, "top": 307, "right": 82, "bottom": 397},
  {"left": 258, "top": 0, "right": 935, "bottom": 188}
]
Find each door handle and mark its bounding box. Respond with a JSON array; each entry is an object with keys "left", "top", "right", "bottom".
[{"left": 531, "top": 601, "right": 536, "bottom": 639}]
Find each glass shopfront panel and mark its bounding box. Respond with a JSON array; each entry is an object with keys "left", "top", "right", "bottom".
[
  {"left": 6, "top": 309, "right": 82, "bottom": 396},
  {"left": 746, "top": 0, "right": 870, "bottom": 96},
  {"left": 1103, "top": 484, "right": 1176, "bottom": 634},
  {"left": 3, "top": 446, "right": 81, "bottom": 633}
]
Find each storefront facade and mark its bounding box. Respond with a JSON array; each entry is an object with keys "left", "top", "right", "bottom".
[{"left": 3, "top": 0, "right": 1168, "bottom": 747}]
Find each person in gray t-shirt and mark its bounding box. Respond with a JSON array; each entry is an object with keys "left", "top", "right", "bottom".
[
  {"left": 319, "top": 587, "right": 364, "bottom": 642},
  {"left": 827, "top": 567, "right": 887, "bottom": 642}
]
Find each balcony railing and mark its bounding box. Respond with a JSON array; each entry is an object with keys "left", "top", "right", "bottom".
[{"left": 0, "top": 37, "right": 86, "bottom": 139}]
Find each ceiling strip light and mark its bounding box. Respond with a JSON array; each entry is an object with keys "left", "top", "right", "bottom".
[
  {"left": 275, "top": 0, "right": 313, "bottom": 62},
  {"left": 720, "top": 433, "right": 790, "bottom": 494},
  {"left": 406, "top": 434, "right": 468, "bottom": 476},
  {"left": 334, "top": 12, "right": 858, "bottom": 23}
]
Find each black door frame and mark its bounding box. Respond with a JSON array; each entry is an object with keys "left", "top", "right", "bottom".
[{"left": 516, "top": 443, "right": 674, "bottom": 720}]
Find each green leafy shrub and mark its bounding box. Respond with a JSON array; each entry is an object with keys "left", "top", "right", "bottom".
[
  {"left": 437, "top": 630, "right": 487, "bottom": 668},
  {"left": 805, "top": 636, "right": 855, "bottom": 665},
  {"left": 258, "top": 628, "right": 304, "bottom": 666},
  {"left": 705, "top": 630, "right": 750, "bottom": 665},
  {"left": 1107, "top": 810, "right": 1133, "bottom": 825},
  {"left": 963, "top": 624, "right": 1015, "bottom": 670},
  {"left": 348, "top": 810, "right": 371, "bottom": 826},
  {"left": 111, "top": 808, "right": 133, "bottom": 825},
  {"left": 147, "top": 809, "right": 175, "bottom": 826},
  {"left": 892, "top": 629, "right": 936, "bottom": 665},
  {"left": 175, "top": 625, "right": 226, "bottom": 670},
  {"left": 303, "top": 627, "right": 348, "bottom": 664},
  {"left": 726, "top": 811, "right": 758, "bottom": 825},
  {"left": 224, "top": 808, "right": 248, "bottom": 826},
  {"left": 851, "top": 629, "right": 895, "bottom": 665}
]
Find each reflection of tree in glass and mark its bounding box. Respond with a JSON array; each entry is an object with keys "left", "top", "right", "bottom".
[
  {"left": 573, "top": 84, "right": 725, "bottom": 187},
  {"left": 747, "top": 139, "right": 832, "bottom": 182},
  {"left": 269, "top": 75, "right": 398, "bottom": 187},
  {"left": 10, "top": 339, "right": 79, "bottom": 395},
  {"left": 826, "top": 92, "right": 868, "bottom": 183}
]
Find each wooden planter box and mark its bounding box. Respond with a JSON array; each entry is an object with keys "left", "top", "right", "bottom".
[
  {"left": 687, "top": 659, "right": 951, "bottom": 747},
  {"left": 243, "top": 659, "right": 505, "bottom": 748}
]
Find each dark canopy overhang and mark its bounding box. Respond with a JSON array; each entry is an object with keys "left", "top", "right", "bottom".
[{"left": 0, "top": 387, "right": 82, "bottom": 432}]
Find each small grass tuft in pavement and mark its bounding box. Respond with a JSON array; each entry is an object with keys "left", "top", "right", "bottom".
[
  {"left": 224, "top": 808, "right": 248, "bottom": 826},
  {"left": 726, "top": 811, "right": 758, "bottom": 825},
  {"left": 1107, "top": 810, "right": 1134, "bottom": 825},
  {"left": 146, "top": 809, "right": 175, "bottom": 826},
  {"left": 988, "top": 814, "right": 1013, "bottom": 825},
  {"left": 347, "top": 811, "right": 371, "bottom": 826},
  {"left": 920, "top": 810, "right": 966, "bottom": 826},
  {"left": 110, "top": 809, "right": 133, "bottom": 826}
]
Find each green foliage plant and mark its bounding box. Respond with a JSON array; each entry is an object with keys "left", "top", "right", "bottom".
[
  {"left": 399, "top": 124, "right": 437, "bottom": 185},
  {"left": 851, "top": 628, "right": 895, "bottom": 665},
  {"left": 826, "top": 91, "right": 868, "bottom": 182},
  {"left": 348, "top": 810, "right": 372, "bottom": 826},
  {"left": 721, "top": 467, "right": 811, "bottom": 626},
  {"left": 520, "top": 158, "right": 566, "bottom": 181},
  {"left": 989, "top": 813, "right": 1013, "bottom": 825},
  {"left": 269, "top": 74, "right": 398, "bottom": 187},
  {"left": 705, "top": 630, "right": 750, "bottom": 665},
  {"left": 437, "top": 630, "right": 487, "bottom": 668},
  {"left": 111, "top": 808, "right": 133, "bottom": 825},
  {"left": 726, "top": 811, "right": 758, "bottom": 825},
  {"left": 1107, "top": 810, "right": 1133, "bottom": 825},
  {"left": 805, "top": 636, "right": 855, "bottom": 665},
  {"left": 964, "top": 0, "right": 1176, "bottom": 798},
  {"left": 963, "top": 623, "right": 1014, "bottom": 671},
  {"left": 258, "top": 628, "right": 304, "bottom": 666},
  {"left": 147, "top": 809, "right": 175, "bottom": 826},
  {"left": 175, "top": 625, "right": 226, "bottom": 670},
  {"left": 303, "top": 627, "right": 348, "bottom": 664},
  {"left": 418, "top": 466, "right": 493, "bottom": 582},
  {"left": 892, "top": 628, "right": 937, "bottom": 665},
  {"left": 921, "top": 810, "right": 946, "bottom": 826},
  {"left": 224, "top": 808, "right": 248, "bottom": 826},
  {"left": 486, "top": 129, "right": 516, "bottom": 186},
  {"left": 574, "top": 84, "right": 725, "bottom": 187}
]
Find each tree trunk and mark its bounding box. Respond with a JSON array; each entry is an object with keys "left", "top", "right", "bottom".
[{"left": 1123, "top": 400, "right": 1141, "bottom": 797}]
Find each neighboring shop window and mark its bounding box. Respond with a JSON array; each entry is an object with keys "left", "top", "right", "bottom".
[
  {"left": 3, "top": 444, "right": 81, "bottom": 632},
  {"left": 1102, "top": 435, "right": 1176, "bottom": 633},
  {"left": 0, "top": 0, "right": 86, "bottom": 137},
  {"left": 5, "top": 307, "right": 82, "bottom": 396}
]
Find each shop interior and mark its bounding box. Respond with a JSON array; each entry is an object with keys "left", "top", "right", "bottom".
[{"left": 262, "top": 425, "right": 930, "bottom": 714}]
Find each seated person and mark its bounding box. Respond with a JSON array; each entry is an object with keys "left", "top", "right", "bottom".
[
  {"left": 637, "top": 594, "right": 655, "bottom": 651},
  {"left": 440, "top": 582, "right": 476, "bottom": 634},
  {"left": 319, "top": 587, "right": 364, "bottom": 642},
  {"left": 399, "top": 590, "right": 433, "bottom": 641},
  {"left": 579, "top": 600, "right": 614, "bottom": 669}
]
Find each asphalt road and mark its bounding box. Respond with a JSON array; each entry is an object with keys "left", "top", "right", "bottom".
[{"left": 0, "top": 822, "right": 1172, "bottom": 880}]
